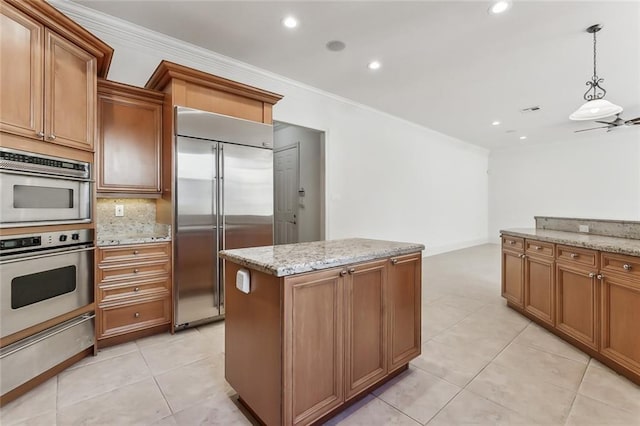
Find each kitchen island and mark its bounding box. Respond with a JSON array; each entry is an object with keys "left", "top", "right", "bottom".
[{"left": 219, "top": 238, "right": 424, "bottom": 425}]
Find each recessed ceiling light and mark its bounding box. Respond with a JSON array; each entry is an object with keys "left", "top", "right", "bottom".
[
  {"left": 282, "top": 16, "right": 298, "bottom": 29},
  {"left": 492, "top": 121, "right": 501, "bottom": 126},
  {"left": 368, "top": 61, "right": 381, "bottom": 70},
  {"left": 519, "top": 135, "right": 527, "bottom": 140},
  {"left": 489, "top": 1, "right": 511, "bottom": 14}
]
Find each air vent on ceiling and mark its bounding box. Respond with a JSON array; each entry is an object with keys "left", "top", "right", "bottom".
[{"left": 520, "top": 106, "right": 541, "bottom": 113}]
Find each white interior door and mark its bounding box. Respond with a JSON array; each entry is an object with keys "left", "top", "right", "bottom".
[{"left": 274, "top": 143, "right": 299, "bottom": 244}]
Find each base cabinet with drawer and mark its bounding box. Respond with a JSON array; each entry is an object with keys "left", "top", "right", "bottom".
[
  {"left": 501, "top": 233, "right": 640, "bottom": 385},
  {"left": 96, "top": 242, "right": 171, "bottom": 346},
  {"left": 501, "top": 236, "right": 524, "bottom": 307}
]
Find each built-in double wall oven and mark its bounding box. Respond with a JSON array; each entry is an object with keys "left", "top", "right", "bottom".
[
  {"left": 0, "top": 147, "right": 91, "bottom": 228},
  {"left": 0, "top": 147, "right": 95, "bottom": 398}
]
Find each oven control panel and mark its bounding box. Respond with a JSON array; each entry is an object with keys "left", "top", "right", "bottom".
[
  {"left": 0, "top": 229, "right": 93, "bottom": 255},
  {"left": 0, "top": 147, "right": 90, "bottom": 179}
]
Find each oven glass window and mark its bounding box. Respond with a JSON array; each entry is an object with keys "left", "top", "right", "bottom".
[
  {"left": 11, "top": 266, "right": 76, "bottom": 309},
  {"left": 14, "top": 185, "right": 74, "bottom": 209}
]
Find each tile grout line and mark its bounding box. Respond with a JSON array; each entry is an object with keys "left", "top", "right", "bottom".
[{"left": 563, "top": 359, "right": 591, "bottom": 426}]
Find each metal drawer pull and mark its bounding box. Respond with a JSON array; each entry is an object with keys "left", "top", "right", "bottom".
[
  {"left": 134, "top": 287, "right": 140, "bottom": 292},
  {"left": 588, "top": 272, "right": 596, "bottom": 278},
  {"left": 508, "top": 240, "right": 515, "bottom": 245},
  {"left": 391, "top": 258, "right": 398, "bottom": 265},
  {"left": 133, "top": 269, "right": 139, "bottom": 274},
  {"left": 133, "top": 250, "right": 139, "bottom": 255},
  {"left": 597, "top": 274, "right": 603, "bottom": 280},
  {"left": 520, "top": 254, "right": 526, "bottom": 259},
  {"left": 134, "top": 312, "right": 140, "bottom": 318},
  {"left": 36, "top": 131, "right": 45, "bottom": 138},
  {"left": 348, "top": 268, "right": 355, "bottom": 274},
  {"left": 623, "top": 264, "right": 632, "bottom": 271},
  {"left": 534, "top": 246, "right": 542, "bottom": 250},
  {"left": 48, "top": 134, "right": 56, "bottom": 141},
  {"left": 570, "top": 253, "right": 579, "bottom": 259},
  {"left": 340, "top": 270, "right": 348, "bottom": 276}
]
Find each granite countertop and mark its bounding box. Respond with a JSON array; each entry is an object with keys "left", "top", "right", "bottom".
[
  {"left": 501, "top": 228, "right": 640, "bottom": 256},
  {"left": 219, "top": 238, "right": 425, "bottom": 277},
  {"left": 97, "top": 232, "right": 171, "bottom": 247}
]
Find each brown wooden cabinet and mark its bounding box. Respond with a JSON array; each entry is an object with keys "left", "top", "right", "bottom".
[
  {"left": 555, "top": 247, "right": 599, "bottom": 350},
  {"left": 0, "top": 1, "right": 104, "bottom": 151},
  {"left": 599, "top": 253, "right": 640, "bottom": 376},
  {"left": 387, "top": 253, "right": 422, "bottom": 372},
  {"left": 96, "top": 242, "right": 171, "bottom": 346},
  {"left": 344, "top": 259, "right": 387, "bottom": 400},
  {"left": 224, "top": 250, "right": 422, "bottom": 426},
  {"left": 501, "top": 236, "right": 524, "bottom": 307},
  {"left": 523, "top": 240, "right": 554, "bottom": 326},
  {"left": 97, "top": 80, "right": 163, "bottom": 194}
]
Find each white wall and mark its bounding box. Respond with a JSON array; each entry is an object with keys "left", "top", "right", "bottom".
[
  {"left": 54, "top": 2, "right": 490, "bottom": 255},
  {"left": 274, "top": 125, "right": 323, "bottom": 243},
  {"left": 489, "top": 131, "right": 640, "bottom": 242}
]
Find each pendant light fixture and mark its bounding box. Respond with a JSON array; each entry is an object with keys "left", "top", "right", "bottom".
[{"left": 569, "top": 24, "right": 623, "bottom": 121}]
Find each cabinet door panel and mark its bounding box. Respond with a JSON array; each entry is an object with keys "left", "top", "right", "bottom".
[
  {"left": 601, "top": 275, "right": 640, "bottom": 374},
  {"left": 524, "top": 256, "right": 554, "bottom": 326},
  {"left": 0, "top": 3, "right": 43, "bottom": 139},
  {"left": 388, "top": 253, "right": 421, "bottom": 372},
  {"left": 345, "top": 259, "right": 387, "bottom": 400},
  {"left": 555, "top": 263, "right": 598, "bottom": 350},
  {"left": 502, "top": 249, "right": 524, "bottom": 307},
  {"left": 284, "top": 270, "right": 344, "bottom": 425},
  {"left": 45, "top": 30, "right": 96, "bottom": 151},
  {"left": 97, "top": 93, "right": 161, "bottom": 192}
]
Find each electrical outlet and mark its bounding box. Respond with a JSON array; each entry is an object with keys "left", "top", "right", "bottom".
[
  {"left": 579, "top": 225, "right": 589, "bottom": 233},
  {"left": 115, "top": 204, "right": 124, "bottom": 217}
]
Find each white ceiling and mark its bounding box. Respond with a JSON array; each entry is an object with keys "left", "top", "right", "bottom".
[{"left": 73, "top": 1, "right": 640, "bottom": 150}]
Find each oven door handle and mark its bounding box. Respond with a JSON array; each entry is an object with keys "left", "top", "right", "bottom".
[
  {"left": 0, "top": 314, "right": 95, "bottom": 359},
  {"left": 0, "top": 169, "right": 93, "bottom": 183},
  {"left": 0, "top": 246, "right": 95, "bottom": 264}
]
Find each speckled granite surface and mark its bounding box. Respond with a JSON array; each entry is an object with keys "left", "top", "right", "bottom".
[
  {"left": 96, "top": 198, "right": 171, "bottom": 247},
  {"left": 535, "top": 216, "right": 640, "bottom": 239},
  {"left": 219, "top": 238, "right": 425, "bottom": 277},
  {"left": 501, "top": 228, "right": 640, "bottom": 256}
]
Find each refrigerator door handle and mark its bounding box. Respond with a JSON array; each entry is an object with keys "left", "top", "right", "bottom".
[
  {"left": 220, "top": 144, "right": 225, "bottom": 251},
  {"left": 219, "top": 144, "right": 225, "bottom": 315}
]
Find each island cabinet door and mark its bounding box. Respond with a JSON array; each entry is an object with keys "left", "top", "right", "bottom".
[
  {"left": 387, "top": 252, "right": 422, "bottom": 373},
  {"left": 524, "top": 254, "right": 555, "bottom": 326},
  {"left": 555, "top": 263, "right": 599, "bottom": 350},
  {"left": 283, "top": 268, "right": 345, "bottom": 426},
  {"left": 600, "top": 273, "right": 640, "bottom": 375},
  {"left": 502, "top": 249, "right": 524, "bottom": 307},
  {"left": 344, "top": 259, "right": 388, "bottom": 401}
]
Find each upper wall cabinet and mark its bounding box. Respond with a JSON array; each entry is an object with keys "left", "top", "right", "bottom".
[
  {"left": 97, "top": 80, "right": 164, "bottom": 194},
  {"left": 0, "top": 0, "right": 112, "bottom": 152}
]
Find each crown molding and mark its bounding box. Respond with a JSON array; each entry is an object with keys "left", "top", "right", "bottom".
[{"left": 50, "top": 0, "right": 488, "bottom": 156}]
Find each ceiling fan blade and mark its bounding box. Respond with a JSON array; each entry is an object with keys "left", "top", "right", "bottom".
[
  {"left": 594, "top": 120, "right": 614, "bottom": 125},
  {"left": 625, "top": 117, "right": 640, "bottom": 125},
  {"left": 574, "top": 126, "right": 610, "bottom": 133}
]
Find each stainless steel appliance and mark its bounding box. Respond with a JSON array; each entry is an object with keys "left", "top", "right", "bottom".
[
  {"left": 0, "top": 147, "right": 91, "bottom": 228},
  {"left": 0, "top": 229, "right": 94, "bottom": 339},
  {"left": 174, "top": 107, "right": 274, "bottom": 328}
]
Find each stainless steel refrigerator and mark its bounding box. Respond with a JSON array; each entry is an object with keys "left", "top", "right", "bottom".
[{"left": 174, "top": 106, "right": 274, "bottom": 329}]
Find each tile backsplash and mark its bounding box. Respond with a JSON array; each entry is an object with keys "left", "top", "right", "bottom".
[
  {"left": 535, "top": 216, "right": 640, "bottom": 240},
  {"left": 96, "top": 198, "right": 158, "bottom": 235}
]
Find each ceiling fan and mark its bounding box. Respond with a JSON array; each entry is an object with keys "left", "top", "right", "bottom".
[{"left": 574, "top": 114, "right": 640, "bottom": 133}]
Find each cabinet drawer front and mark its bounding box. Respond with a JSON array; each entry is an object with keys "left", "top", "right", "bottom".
[
  {"left": 556, "top": 245, "right": 598, "bottom": 268},
  {"left": 98, "top": 260, "right": 170, "bottom": 283},
  {"left": 99, "top": 297, "right": 170, "bottom": 338},
  {"left": 525, "top": 240, "right": 554, "bottom": 257},
  {"left": 502, "top": 236, "right": 524, "bottom": 251},
  {"left": 601, "top": 253, "right": 640, "bottom": 278},
  {"left": 98, "top": 243, "right": 170, "bottom": 264},
  {"left": 98, "top": 277, "right": 170, "bottom": 304}
]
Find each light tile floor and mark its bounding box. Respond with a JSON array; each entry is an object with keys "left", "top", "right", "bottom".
[{"left": 2, "top": 244, "right": 640, "bottom": 425}]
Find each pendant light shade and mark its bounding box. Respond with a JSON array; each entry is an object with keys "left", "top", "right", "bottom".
[
  {"left": 570, "top": 99, "right": 623, "bottom": 121},
  {"left": 569, "top": 24, "right": 623, "bottom": 121}
]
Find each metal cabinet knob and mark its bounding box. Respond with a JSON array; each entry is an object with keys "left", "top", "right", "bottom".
[
  {"left": 597, "top": 274, "right": 603, "bottom": 280},
  {"left": 520, "top": 254, "right": 526, "bottom": 259},
  {"left": 340, "top": 270, "right": 348, "bottom": 276},
  {"left": 133, "top": 250, "right": 139, "bottom": 255},
  {"left": 134, "top": 312, "right": 140, "bottom": 318},
  {"left": 348, "top": 268, "right": 355, "bottom": 274},
  {"left": 534, "top": 246, "right": 542, "bottom": 251},
  {"left": 623, "top": 264, "right": 632, "bottom": 271},
  {"left": 588, "top": 272, "right": 596, "bottom": 278},
  {"left": 134, "top": 287, "right": 140, "bottom": 292},
  {"left": 36, "top": 131, "right": 45, "bottom": 138},
  {"left": 133, "top": 269, "right": 139, "bottom": 274},
  {"left": 570, "top": 253, "right": 579, "bottom": 259},
  {"left": 508, "top": 240, "right": 515, "bottom": 245},
  {"left": 48, "top": 134, "right": 56, "bottom": 141},
  {"left": 391, "top": 258, "right": 398, "bottom": 265}
]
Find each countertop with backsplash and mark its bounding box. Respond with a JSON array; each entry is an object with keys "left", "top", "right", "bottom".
[
  {"left": 501, "top": 216, "right": 640, "bottom": 256},
  {"left": 96, "top": 199, "right": 171, "bottom": 247}
]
